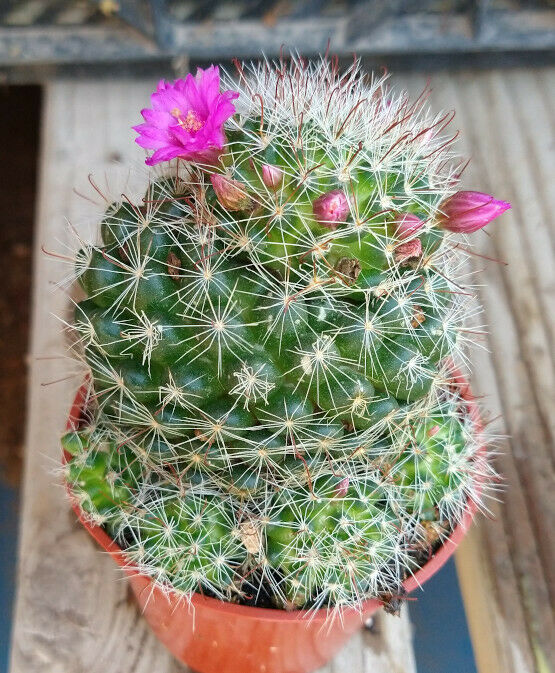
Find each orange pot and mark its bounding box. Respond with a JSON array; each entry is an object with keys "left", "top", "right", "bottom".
[{"left": 64, "top": 370, "right": 484, "bottom": 673}]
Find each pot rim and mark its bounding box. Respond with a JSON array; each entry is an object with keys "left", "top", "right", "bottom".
[{"left": 64, "top": 364, "right": 484, "bottom": 623}]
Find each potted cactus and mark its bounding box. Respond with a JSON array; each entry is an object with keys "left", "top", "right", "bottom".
[{"left": 60, "top": 54, "right": 509, "bottom": 673}]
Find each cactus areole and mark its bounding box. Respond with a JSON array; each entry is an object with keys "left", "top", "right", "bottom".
[{"left": 61, "top": 54, "right": 507, "bottom": 671}]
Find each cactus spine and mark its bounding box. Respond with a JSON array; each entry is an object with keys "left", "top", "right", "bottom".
[{"left": 61, "top": 55, "right": 502, "bottom": 612}]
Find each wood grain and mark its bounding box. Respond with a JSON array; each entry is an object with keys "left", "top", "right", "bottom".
[
  {"left": 398, "top": 67, "right": 555, "bottom": 673},
  {"left": 9, "top": 79, "right": 417, "bottom": 673}
]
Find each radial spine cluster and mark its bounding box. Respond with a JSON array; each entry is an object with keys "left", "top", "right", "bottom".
[{"left": 62, "top": 55, "right": 492, "bottom": 612}]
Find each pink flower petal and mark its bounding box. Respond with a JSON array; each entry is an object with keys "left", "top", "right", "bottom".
[{"left": 134, "top": 67, "right": 239, "bottom": 167}]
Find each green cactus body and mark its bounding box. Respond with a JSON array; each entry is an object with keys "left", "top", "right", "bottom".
[{"left": 63, "top": 56, "right": 492, "bottom": 610}]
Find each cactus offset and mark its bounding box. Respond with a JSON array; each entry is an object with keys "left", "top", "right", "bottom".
[{"left": 62, "top": 55, "right": 506, "bottom": 611}]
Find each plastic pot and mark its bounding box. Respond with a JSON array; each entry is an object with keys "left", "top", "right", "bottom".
[{"left": 63, "top": 369, "right": 484, "bottom": 673}]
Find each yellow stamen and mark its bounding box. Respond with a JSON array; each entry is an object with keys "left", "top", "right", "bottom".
[{"left": 170, "top": 107, "right": 204, "bottom": 132}]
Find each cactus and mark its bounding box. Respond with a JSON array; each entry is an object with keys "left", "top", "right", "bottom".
[{"left": 62, "top": 55, "right": 507, "bottom": 612}]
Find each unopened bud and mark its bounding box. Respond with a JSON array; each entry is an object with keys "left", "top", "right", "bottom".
[
  {"left": 334, "top": 476, "right": 350, "bottom": 498},
  {"left": 395, "top": 213, "right": 425, "bottom": 240},
  {"left": 394, "top": 238, "right": 422, "bottom": 265},
  {"left": 438, "top": 190, "right": 510, "bottom": 234},
  {"left": 261, "top": 163, "right": 283, "bottom": 191},
  {"left": 210, "top": 173, "right": 251, "bottom": 211},
  {"left": 312, "top": 189, "right": 349, "bottom": 229}
]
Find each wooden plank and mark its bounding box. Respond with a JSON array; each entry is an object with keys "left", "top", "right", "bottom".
[
  {"left": 9, "top": 79, "right": 187, "bottom": 673},
  {"left": 398, "top": 68, "right": 555, "bottom": 673},
  {"left": 455, "top": 65, "right": 555, "bottom": 611},
  {"left": 9, "top": 79, "right": 417, "bottom": 673}
]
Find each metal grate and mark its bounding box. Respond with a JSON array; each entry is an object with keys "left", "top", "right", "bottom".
[{"left": 0, "top": 0, "right": 553, "bottom": 75}]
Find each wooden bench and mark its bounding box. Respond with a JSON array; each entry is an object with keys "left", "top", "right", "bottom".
[{"left": 9, "top": 69, "right": 555, "bottom": 672}]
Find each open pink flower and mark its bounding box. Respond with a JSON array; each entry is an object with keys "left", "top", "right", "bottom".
[{"left": 133, "top": 66, "right": 239, "bottom": 166}]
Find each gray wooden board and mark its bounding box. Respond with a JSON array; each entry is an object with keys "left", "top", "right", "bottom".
[
  {"left": 397, "top": 68, "right": 555, "bottom": 673},
  {"left": 8, "top": 79, "right": 417, "bottom": 673}
]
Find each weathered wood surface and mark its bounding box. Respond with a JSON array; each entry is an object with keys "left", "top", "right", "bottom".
[
  {"left": 397, "top": 68, "right": 555, "bottom": 673},
  {"left": 8, "top": 80, "right": 417, "bottom": 673}
]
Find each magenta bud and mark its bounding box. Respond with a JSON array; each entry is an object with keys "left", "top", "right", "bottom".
[
  {"left": 334, "top": 477, "right": 350, "bottom": 498},
  {"left": 395, "top": 213, "right": 425, "bottom": 240},
  {"left": 438, "top": 190, "right": 511, "bottom": 234},
  {"left": 394, "top": 238, "right": 422, "bottom": 265},
  {"left": 210, "top": 173, "right": 251, "bottom": 211},
  {"left": 261, "top": 164, "right": 283, "bottom": 191},
  {"left": 312, "top": 189, "right": 349, "bottom": 229},
  {"left": 427, "top": 424, "right": 440, "bottom": 438}
]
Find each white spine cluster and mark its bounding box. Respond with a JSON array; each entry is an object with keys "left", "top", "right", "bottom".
[{"left": 61, "top": 55, "right": 495, "bottom": 613}]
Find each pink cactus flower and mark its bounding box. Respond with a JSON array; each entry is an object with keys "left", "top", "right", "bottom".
[
  {"left": 438, "top": 190, "right": 511, "bottom": 234},
  {"left": 133, "top": 66, "right": 239, "bottom": 166},
  {"left": 395, "top": 213, "right": 425, "bottom": 240},
  {"left": 394, "top": 238, "right": 423, "bottom": 265},
  {"left": 261, "top": 164, "right": 283, "bottom": 191},
  {"left": 313, "top": 189, "right": 349, "bottom": 229},
  {"left": 210, "top": 174, "right": 251, "bottom": 211}
]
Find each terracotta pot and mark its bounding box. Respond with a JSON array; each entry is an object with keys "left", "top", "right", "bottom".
[{"left": 64, "top": 370, "right": 484, "bottom": 673}]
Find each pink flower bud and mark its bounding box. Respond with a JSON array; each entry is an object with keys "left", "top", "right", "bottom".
[
  {"left": 438, "top": 191, "right": 511, "bottom": 234},
  {"left": 427, "top": 424, "right": 440, "bottom": 438},
  {"left": 334, "top": 477, "right": 350, "bottom": 498},
  {"left": 210, "top": 173, "right": 251, "bottom": 211},
  {"left": 261, "top": 164, "right": 283, "bottom": 191},
  {"left": 395, "top": 213, "right": 425, "bottom": 240},
  {"left": 312, "top": 189, "right": 349, "bottom": 229},
  {"left": 394, "top": 238, "right": 422, "bottom": 265}
]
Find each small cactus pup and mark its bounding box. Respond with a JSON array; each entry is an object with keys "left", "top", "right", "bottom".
[{"left": 63, "top": 55, "right": 508, "bottom": 623}]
